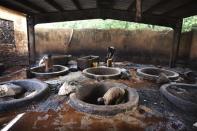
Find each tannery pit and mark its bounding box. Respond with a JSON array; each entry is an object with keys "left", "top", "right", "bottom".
[{"left": 0, "top": 2, "right": 197, "bottom": 131}]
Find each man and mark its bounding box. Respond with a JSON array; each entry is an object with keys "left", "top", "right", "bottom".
[
  {"left": 105, "top": 46, "right": 116, "bottom": 63},
  {"left": 97, "top": 87, "right": 126, "bottom": 105},
  {"left": 39, "top": 54, "right": 53, "bottom": 72}
]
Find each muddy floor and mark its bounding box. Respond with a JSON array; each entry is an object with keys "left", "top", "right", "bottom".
[{"left": 0, "top": 62, "right": 197, "bottom": 131}]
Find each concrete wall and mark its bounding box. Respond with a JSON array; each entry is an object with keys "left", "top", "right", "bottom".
[
  {"left": 0, "top": 6, "right": 28, "bottom": 67},
  {"left": 35, "top": 28, "right": 193, "bottom": 66},
  {"left": 188, "top": 27, "right": 197, "bottom": 68},
  {"left": 0, "top": 6, "right": 196, "bottom": 68}
]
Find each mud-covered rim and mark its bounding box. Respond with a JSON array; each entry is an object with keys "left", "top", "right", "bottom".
[
  {"left": 0, "top": 79, "right": 50, "bottom": 112},
  {"left": 31, "top": 65, "right": 69, "bottom": 75},
  {"left": 68, "top": 85, "right": 139, "bottom": 116},
  {"left": 137, "top": 67, "right": 179, "bottom": 80},
  {"left": 82, "top": 67, "right": 121, "bottom": 79},
  {"left": 160, "top": 83, "right": 197, "bottom": 112}
]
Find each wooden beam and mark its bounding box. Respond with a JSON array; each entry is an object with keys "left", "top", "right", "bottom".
[
  {"left": 163, "top": 0, "right": 194, "bottom": 15},
  {"left": 178, "top": 8, "right": 197, "bottom": 18},
  {"left": 72, "top": 0, "right": 82, "bottom": 10},
  {"left": 144, "top": 0, "right": 168, "bottom": 13},
  {"left": 97, "top": 0, "right": 114, "bottom": 9},
  {"left": 45, "top": 0, "right": 64, "bottom": 11},
  {"left": 163, "top": 0, "right": 197, "bottom": 18},
  {"left": 27, "top": 16, "right": 36, "bottom": 64},
  {"left": 135, "top": 0, "right": 142, "bottom": 21},
  {"left": 129, "top": 0, "right": 142, "bottom": 21},
  {"left": 14, "top": 0, "right": 47, "bottom": 13},
  {"left": 173, "top": 20, "right": 183, "bottom": 67},
  {"left": 33, "top": 9, "right": 178, "bottom": 28},
  {"left": 169, "top": 19, "right": 182, "bottom": 68},
  {"left": 34, "top": 9, "right": 99, "bottom": 24}
]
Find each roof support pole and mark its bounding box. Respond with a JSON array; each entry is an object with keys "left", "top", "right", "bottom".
[
  {"left": 27, "top": 15, "right": 36, "bottom": 65},
  {"left": 169, "top": 19, "right": 182, "bottom": 68},
  {"left": 135, "top": 0, "right": 142, "bottom": 21}
]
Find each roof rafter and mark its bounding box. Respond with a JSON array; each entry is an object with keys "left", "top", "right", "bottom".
[
  {"left": 71, "top": 0, "right": 82, "bottom": 10},
  {"left": 45, "top": 0, "right": 64, "bottom": 11},
  {"left": 162, "top": 0, "right": 196, "bottom": 16},
  {"left": 143, "top": 0, "right": 168, "bottom": 13},
  {"left": 33, "top": 8, "right": 178, "bottom": 28},
  {"left": 14, "top": 0, "right": 47, "bottom": 13},
  {"left": 127, "top": 0, "right": 136, "bottom": 11},
  {"left": 97, "top": 0, "right": 114, "bottom": 8}
]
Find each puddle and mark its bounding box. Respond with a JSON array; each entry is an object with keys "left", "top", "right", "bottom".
[
  {"left": 8, "top": 104, "right": 163, "bottom": 131},
  {"left": 6, "top": 102, "right": 188, "bottom": 131}
]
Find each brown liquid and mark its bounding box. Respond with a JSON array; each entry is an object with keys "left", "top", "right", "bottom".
[{"left": 9, "top": 103, "right": 165, "bottom": 131}]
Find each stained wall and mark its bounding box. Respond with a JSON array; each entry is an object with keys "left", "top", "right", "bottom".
[
  {"left": 35, "top": 28, "right": 194, "bottom": 66},
  {"left": 0, "top": 6, "right": 28, "bottom": 67}
]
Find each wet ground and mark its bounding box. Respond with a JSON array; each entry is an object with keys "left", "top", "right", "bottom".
[{"left": 0, "top": 62, "right": 197, "bottom": 131}]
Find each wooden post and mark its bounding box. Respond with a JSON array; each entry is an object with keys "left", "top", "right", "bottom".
[
  {"left": 135, "top": 0, "right": 142, "bottom": 21},
  {"left": 27, "top": 15, "right": 36, "bottom": 65},
  {"left": 169, "top": 19, "right": 182, "bottom": 68}
]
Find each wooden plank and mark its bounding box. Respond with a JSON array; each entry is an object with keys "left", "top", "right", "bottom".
[
  {"left": 1, "top": 113, "right": 25, "bottom": 131},
  {"left": 169, "top": 19, "right": 182, "bottom": 68},
  {"left": 33, "top": 9, "right": 178, "bottom": 28},
  {"left": 45, "top": 0, "right": 64, "bottom": 11},
  {"left": 27, "top": 16, "right": 36, "bottom": 64}
]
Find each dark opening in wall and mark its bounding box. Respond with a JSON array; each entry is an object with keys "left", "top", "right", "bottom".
[{"left": 0, "top": 18, "right": 15, "bottom": 45}]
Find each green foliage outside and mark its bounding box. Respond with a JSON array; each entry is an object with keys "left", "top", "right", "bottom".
[
  {"left": 182, "top": 16, "right": 197, "bottom": 32},
  {"left": 36, "top": 16, "right": 197, "bottom": 32}
]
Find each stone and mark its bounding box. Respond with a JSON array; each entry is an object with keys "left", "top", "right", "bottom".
[
  {"left": 58, "top": 81, "right": 78, "bottom": 96},
  {"left": 0, "top": 83, "right": 24, "bottom": 97},
  {"left": 183, "top": 71, "right": 197, "bottom": 83},
  {"left": 120, "top": 68, "right": 131, "bottom": 80},
  {"left": 156, "top": 72, "right": 170, "bottom": 84}
]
